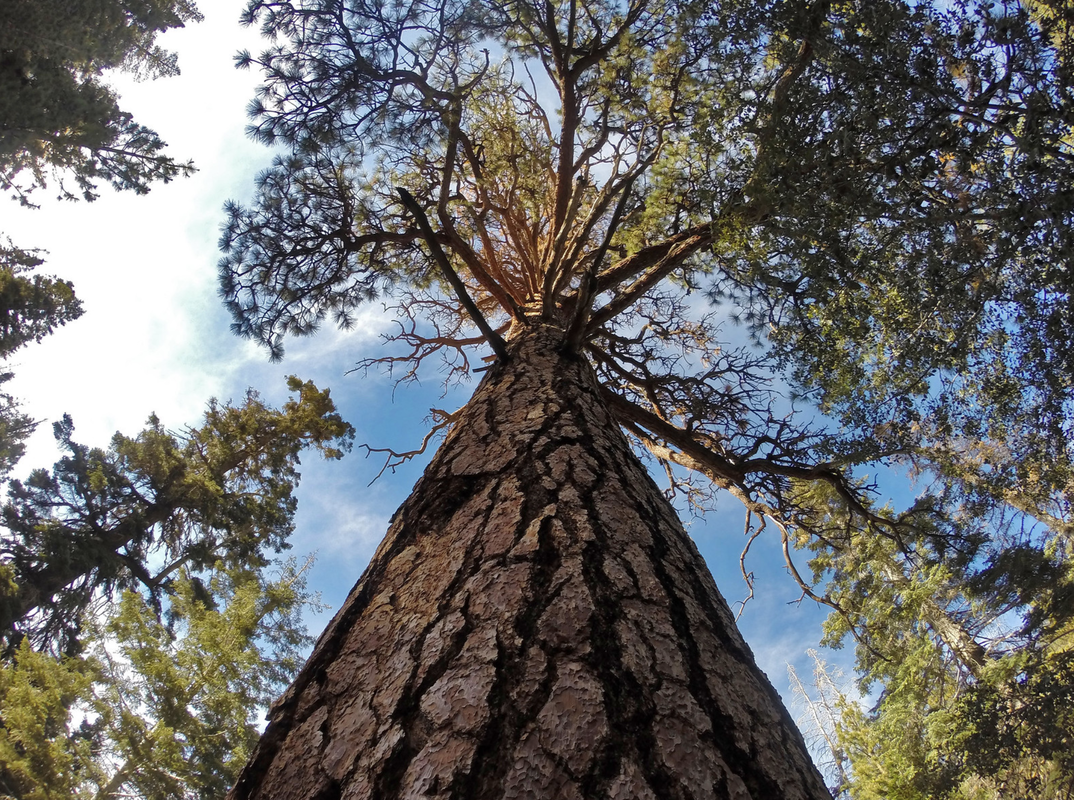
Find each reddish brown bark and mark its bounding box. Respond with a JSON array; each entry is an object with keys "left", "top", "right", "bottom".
[{"left": 229, "top": 324, "right": 830, "bottom": 800}]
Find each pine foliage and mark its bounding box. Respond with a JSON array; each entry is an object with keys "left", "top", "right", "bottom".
[
  {"left": 0, "top": 0, "right": 200, "bottom": 205},
  {"left": 0, "top": 381, "right": 353, "bottom": 799}
]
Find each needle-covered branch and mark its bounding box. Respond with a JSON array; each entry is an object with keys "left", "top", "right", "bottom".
[{"left": 0, "top": 378, "right": 354, "bottom": 653}]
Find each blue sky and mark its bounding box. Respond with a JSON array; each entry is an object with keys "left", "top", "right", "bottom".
[{"left": 3, "top": 0, "right": 870, "bottom": 753}]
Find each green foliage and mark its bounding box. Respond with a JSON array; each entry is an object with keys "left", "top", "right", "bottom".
[
  {"left": 826, "top": 652, "right": 1074, "bottom": 800},
  {"left": 0, "top": 639, "right": 92, "bottom": 799},
  {"left": 0, "top": 240, "right": 84, "bottom": 479},
  {"left": 703, "top": 3, "right": 1074, "bottom": 792},
  {"left": 1022, "top": 0, "right": 1074, "bottom": 67},
  {"left": 0, "top": 0, "right": 200, "bottom": 205},
  {"left": 0, "top": 8, "right": 361, "bottom": 795},
  {"left": 0, "top": 378, "right": 350, "bottom": 797},
  {"left": 953, "top": 651, "right": 1074, "bottom": 798},
  {"left": 710, "top": 0, "right": 1074, "bottom": 543},
  {"left": 790, "top": 477, "right": 1074, "bottom": 798},
  {"left": 0, "top": 376, "right": 353, "bottom": 653},
  {"left": 86, "top": 562, "right": 317, "bottom": 800},
  {"left": 0, "top": 560, "right": 318, "bottom": 800},
  {"left": 0, "top": 0, "right": 193, "bottom": 477},
  {"left": 0, "top": 242, "right": 82, "bottom": 361}
]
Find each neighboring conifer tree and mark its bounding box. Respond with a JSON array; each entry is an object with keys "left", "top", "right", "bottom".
[
  {"left": 0, "top": 5, "right": 378, "bottom": 797},
  {"left": 0, "top": 0, "right": 200, "bottom": 205},
  {"left": 0, "top": 241, "right": 83, "bottom": 476},
  {"left": 0, "top": 380, "right": 355, "bottom": 799},
  {"left": 0, "top": 377, "right": 354, "bottom": 653},
  {"left": 0, "top": 0, "right": 202, "bottom": 483}
]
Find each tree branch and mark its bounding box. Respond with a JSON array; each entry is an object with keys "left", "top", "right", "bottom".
[
  {"left": 586, "top": 227, "right": 712, "bottom": 332},
  {"left": 396, "top": 188, "right": 510, "bottom": 363},
  {"left": 564, "top": 174, "right": 637, "bottom": 351},
  {"left": 594, "top": 223, "right": 712, "bottom": 294}
]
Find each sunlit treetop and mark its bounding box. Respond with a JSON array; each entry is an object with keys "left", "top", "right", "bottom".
[
  {"left": 220, "top": 0, "right": 1073, "bottom": 690},
  {"left": 221, "top": 0, "right": 773, "bottom": 339}
]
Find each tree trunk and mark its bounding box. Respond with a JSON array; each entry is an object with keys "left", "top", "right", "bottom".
[{"left": 228, "top": 324, "right": 830, "bottom": 800}]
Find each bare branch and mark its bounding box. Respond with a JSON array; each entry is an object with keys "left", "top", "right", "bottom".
[
  {"left": 360, "top": 408, "right": 459, "bottom": 483},
  {"left": 564, "top": 173, "right": 638, "bottom": 351},
  {"left": 592, "top": 222, "right": 711, "bottom": 292},
  {"left": 734, "top": 510, "right": 764, "bottom": 620}
]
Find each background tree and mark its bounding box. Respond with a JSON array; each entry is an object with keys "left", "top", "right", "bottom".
[
  {"left": 0, "top": 376, "right": 354, "bottom": 653},
  {"left": 0, "top": 0, "right": 201, "bottom": 491},
  {"left": 0, "top": 561, "right": 320, "bottom": 800},
  {"left": 0, "top": 4, "right": 371, "bottom": 797},
  {"left": 217, "top": 0, "right": 1073, "bottom": 796},
  {"left": 0, "top": 241, "right": 83, "bottom": 477},
  {"left": 735, "top": 3, "right": 1074, "bottom": 794},
  {"left": 0, "top": 0, "right": 200, "bottom": 206},
  {"left": 0, "top": 379, "right": 354, "bottom": 799}
]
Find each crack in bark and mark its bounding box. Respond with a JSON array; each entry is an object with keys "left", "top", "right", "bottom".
[
  {"left": 467, "top": 491, "right": 562, "bottom": 797},
  {"left": 375, "top": 597, "right": 478, "bottom": 795},
  {"left": 648, "top": 525, "right": 777, "bottom": 797}
]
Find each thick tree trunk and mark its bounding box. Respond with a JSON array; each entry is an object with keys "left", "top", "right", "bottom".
[{"left": 229, "top": 325, "right": 830, "bottom": 800}]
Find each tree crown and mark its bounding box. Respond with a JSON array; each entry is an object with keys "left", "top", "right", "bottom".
[{"left": 0, "top": 0, "right": 201, "bottom": 204}]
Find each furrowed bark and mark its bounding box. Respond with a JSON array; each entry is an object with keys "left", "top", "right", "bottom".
[{"left": 228, "top": 325, "right": 829, "bottom": 800}]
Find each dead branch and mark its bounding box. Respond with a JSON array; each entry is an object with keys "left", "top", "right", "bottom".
[
  {"left": 359, "top": 407, "right": 460, "bottom": 483},
  {"left": 350, "top": 303, "right": 509, "bottom": 388},
  {"left": 564, "top": 173, "right": 637, "bottom": 351},
  {"left": 735, "top": 510, "right": 764, "bottom": 620}
]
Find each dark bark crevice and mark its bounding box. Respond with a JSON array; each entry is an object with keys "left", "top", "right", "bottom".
[{"left": 647, "top": 523, "right": 784, "bottom": 798}]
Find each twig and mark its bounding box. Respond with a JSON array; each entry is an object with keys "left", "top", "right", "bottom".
[
  {"left": 772, "top": 515, "right": 889, "bottom": 664},
  {"left": 735, "top": 510, "right": 765, "bottom": 620},
  {"left": 360, "top": 408, "right": 459, "bottom": 484}
]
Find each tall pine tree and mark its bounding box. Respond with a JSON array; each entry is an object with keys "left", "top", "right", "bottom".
[{"left": 219, "top": 0, "right": 1073, "bottom": 796}]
